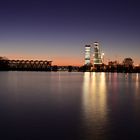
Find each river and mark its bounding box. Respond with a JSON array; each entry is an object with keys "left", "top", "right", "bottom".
[{"left": 0, "top": 72, "right": 140, "bottom": 140}]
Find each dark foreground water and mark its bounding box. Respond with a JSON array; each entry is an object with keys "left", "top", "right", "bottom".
[{"left": 0, "top": 72, "right": 140, "bottom": 140}]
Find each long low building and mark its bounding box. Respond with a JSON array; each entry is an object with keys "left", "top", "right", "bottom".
[{"left": 8, "top": 60, "right": 52, "bottom": 71}]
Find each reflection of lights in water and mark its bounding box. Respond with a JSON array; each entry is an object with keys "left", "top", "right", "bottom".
[
  {"left": 83, "top": 72, "right": 91, "bottom": 95},
  {"left": 82, "top": 72, "right": 108, "bottom": 133},
  {"left": 136, "top": 73, "right": 139, "bottom": 81},
  {"left": 135, "top": 73, "right": 139, "bottom": 90},
  {"left": 99, "top": 73, "right": 106, "bottom": 114}
]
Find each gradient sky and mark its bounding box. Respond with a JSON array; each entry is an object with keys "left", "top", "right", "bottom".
[{"left": 0, "top": 0, "right": 140, "bottom": 65}]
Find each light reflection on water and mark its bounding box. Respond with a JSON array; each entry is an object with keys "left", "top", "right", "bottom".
[
  {"left": 81, "top": 72, "right": 140, "bottom": 140},
  {"left": 82, "top": 72, "right": 108, "bottom": 139},
  {"left": 0, "top": 72, "right": 140, "bottom": 140},
  {"left": 135, "top": 73, "right": 139, "bottom": 90},
  {"left": 82, "top": 72, "right": 107, "bottom": 122}
]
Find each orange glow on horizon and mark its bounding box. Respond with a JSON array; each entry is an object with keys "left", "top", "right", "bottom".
[
  {"left": 3, "top": 54, "right": 140, "bottom": 66},
  {"left": 5, "top": 54, "right": 84, "bottom": 66}
]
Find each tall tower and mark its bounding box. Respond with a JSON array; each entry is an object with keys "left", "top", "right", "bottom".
[
  {"left": 93, "top": 42, "right": 102, "bottom": 65},
  {"left": 85, "top": 45, "right": 91, "bottom": 65}
]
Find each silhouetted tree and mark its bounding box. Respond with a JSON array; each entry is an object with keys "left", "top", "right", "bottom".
[
  {"left": 123, "top": 58, "right": 134, "bottom": 73},
  {"left": 68, "top": 66, "right": 73, "bottom": 72},
  {"left": 0, "top": 57, "right": 9, "bottom": 70}
]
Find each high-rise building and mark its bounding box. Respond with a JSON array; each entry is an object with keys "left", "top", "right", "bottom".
[
  {"left": 85, "top": 45, "right": 91, "bottom": 65},
  {"left": 84, "top": 42, "right": 104, "bottom": 66},
  {"left": 93, "top": 42, "right": 102, "bottom": 65}
]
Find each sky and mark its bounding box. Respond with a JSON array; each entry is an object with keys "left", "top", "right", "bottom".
[{"left": 0, "top": 0, "right": 140, "bottom": 66}]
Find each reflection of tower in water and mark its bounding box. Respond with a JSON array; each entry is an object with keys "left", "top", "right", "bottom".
[{"left": 82, "top": 72, "right": 108, "bottom": 139}]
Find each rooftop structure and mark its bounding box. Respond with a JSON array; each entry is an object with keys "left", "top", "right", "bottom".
[{"left": 8, "top": 60, "right": 52, "bottom": 70}]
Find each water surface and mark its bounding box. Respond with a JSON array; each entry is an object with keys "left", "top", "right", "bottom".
[{"left": 0, "top": 72, "right": 140, "bottom": 140}]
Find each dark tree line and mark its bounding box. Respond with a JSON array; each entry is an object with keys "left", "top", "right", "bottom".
[
  {"left": 0, "top": 56, "right": 140, "bottom": 73},
  {"left": 0, "top": 57, "right": 9, "bottom": 70}
]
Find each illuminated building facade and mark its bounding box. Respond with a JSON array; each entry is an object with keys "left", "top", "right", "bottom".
[
  {"left": 93, "top": 42, "right": 103, "bottom": 65},
  {"left": 85, "top": 45, "right": 91, "bottom": 65},
  {"left": 84, "top": 42, "right": 104, "bottom": 66}
]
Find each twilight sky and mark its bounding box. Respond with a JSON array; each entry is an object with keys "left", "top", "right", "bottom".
[{"left": 0, "top": 0, "right": 140, "bottom": 65}]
